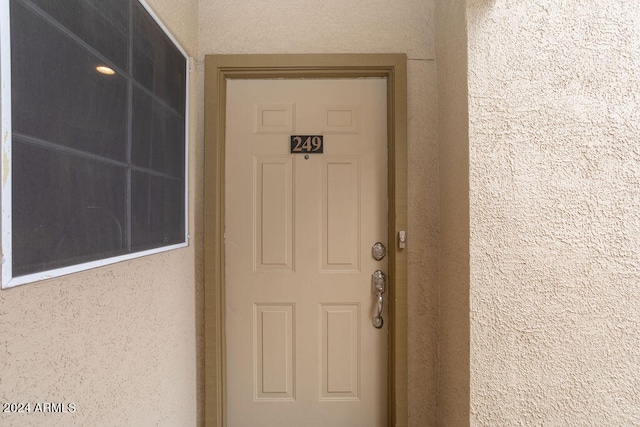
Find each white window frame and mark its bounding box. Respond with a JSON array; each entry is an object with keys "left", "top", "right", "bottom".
[{"left": 0, "top": 0, "right": 190, "bottom": 289}]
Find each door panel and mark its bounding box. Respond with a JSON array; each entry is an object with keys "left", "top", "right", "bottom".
[
  {"left": 321, "top": 303, "right": 360, "bottom": 400},
  {"left": 255, "top": 303, "right": 295, "bottom": 399},
  {"left": 225, "top": 78, "right": 387, "bottom": 426},
  {"left": 254, "top": 156, "right": 294, "bottom": 271},
  {"left": 322, "top": 157, "right": 360, "bottom": 271}
]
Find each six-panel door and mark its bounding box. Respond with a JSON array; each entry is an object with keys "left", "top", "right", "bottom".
[{"left": 225, "top": 78, "right": 388, "bottom": 426}]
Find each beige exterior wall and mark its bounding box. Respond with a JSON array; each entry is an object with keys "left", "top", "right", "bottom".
[
  {"left": 0, "top": 1, "right": 201, "bottom": 425},
  {"left": 198, "top": 1, "right": 440, "bottom": 425},
  {"left": 468, "top": 1, "right": 640, "bottom": 425}
]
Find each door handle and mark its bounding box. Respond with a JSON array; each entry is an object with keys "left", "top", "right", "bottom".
[{"left": 372, "top": 270, "right": 385, "bottom": 329}]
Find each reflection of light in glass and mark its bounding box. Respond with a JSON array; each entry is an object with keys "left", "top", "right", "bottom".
[{"left": 96, "top": 65, "right": 115, "bottom": 75}]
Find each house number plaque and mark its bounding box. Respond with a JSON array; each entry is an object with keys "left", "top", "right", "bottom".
[{"left": 290, "top": 135, "right": 323, "bottom": 154}]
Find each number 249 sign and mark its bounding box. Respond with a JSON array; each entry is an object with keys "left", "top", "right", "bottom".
[{"left": 290, "top": 135, "right": 323, "bottom": 154}]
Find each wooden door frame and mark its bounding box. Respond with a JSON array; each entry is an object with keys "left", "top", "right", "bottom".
[{"left": 203, "top": 54, "right": 408, "bottom": 427}]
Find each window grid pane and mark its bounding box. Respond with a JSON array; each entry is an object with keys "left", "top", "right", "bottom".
[{"left": 9, "top": 0, "right": 186, "bottom": 278}]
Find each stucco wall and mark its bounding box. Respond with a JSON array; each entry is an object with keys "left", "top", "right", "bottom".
[
  {"left": 0, "top": 1, "right": 201, "bottom": 425},
  {"left": 468, "top": 1, "right": 640, "bottom": 424},
  {"left": 198, "top": 1, "right": 440, "bottom": 425}
]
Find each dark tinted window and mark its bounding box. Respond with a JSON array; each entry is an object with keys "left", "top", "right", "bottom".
[
  {"left": 12, "top": 140, "right": 127, "bottom": 276},
  {"left": 11, "top": 0, "right": 128, "bottom": 161},
  {"left": 9, "top": 0, "right": 187, "bottom": 278},
  {"left": 132, "top": 1, "right": 186, "bottom": 115},
  {"left": 131, "top": 172, "right": 185, "bottom": 251},
  {"left": 132, "top": 86, "right": 185, "bottom": 177},
  {"left": 29, "top": 0, "right": 129, "bottom": 70}
]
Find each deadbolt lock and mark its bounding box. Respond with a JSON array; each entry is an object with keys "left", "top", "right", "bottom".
[{"left": 372, "top": 242, "right": 386, "bottom": 261}]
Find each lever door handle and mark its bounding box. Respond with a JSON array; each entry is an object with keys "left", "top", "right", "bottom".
[{"left": 372, "top": 270, "right": 385, "bottom": 329}]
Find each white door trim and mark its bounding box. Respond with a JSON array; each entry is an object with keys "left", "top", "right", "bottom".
[{"left": 203, "top": 54, "right": 408, "bottom": 427}]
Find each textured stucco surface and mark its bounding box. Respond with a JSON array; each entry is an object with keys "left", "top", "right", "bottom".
[
  {"left": 0, "top": 0, "right": 201, "bottom": 425},
  {"left": 468, "top": 1, "right": 640, "bottom": 425},
  {"left": 198, "top": 1, "right": 440, "bottom": 425},
  {"left": 198, "top": 0, "right": 434, "bottom": 60}
]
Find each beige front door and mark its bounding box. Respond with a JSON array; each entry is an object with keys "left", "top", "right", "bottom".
[{"left": 225, "top": 78, "right": 388, "bottom": 426}]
